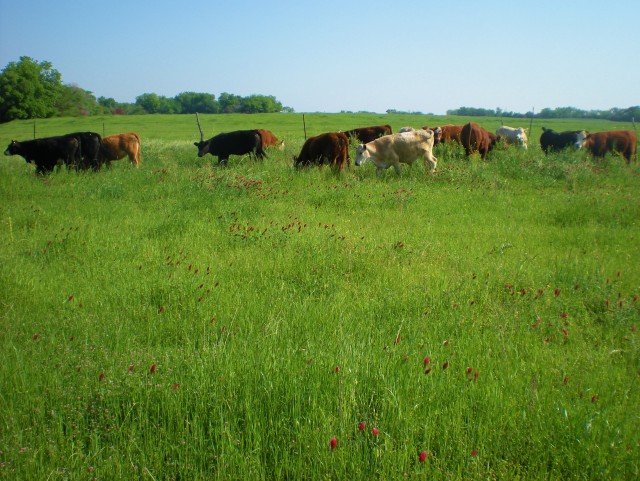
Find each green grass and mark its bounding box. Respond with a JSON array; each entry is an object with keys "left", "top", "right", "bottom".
[{"left": 0, "top": 114, "right": 639, "bottom": 480}]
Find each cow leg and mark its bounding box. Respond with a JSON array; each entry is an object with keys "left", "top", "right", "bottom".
[
  {"left": 392, "top": 162, "right": 402, "bottom": 175},
  {"left": 424, "top": 153, "right": 438, "bottom": 174}
]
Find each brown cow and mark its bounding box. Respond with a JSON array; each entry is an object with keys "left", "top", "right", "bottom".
[
  {"left": 429, "top": 124, "right": 464, "bottom": 145},
  {"left": 293, "top": 132, "right": 350, "bottom": 172},
  {"left": 343, "top": 125, "right": 392, "bottom": 144},
  {"left": 256, "top": 129, "right": 284, "bottom": 150},
  {"left": 100, "top": 133, "right": 142, "bottom": 167},
  {"left": 580, "top": 130, "right": 637, "bottom": 164},
  {"left": 460, "top": 123, "right": 499, "bottom": 160}
]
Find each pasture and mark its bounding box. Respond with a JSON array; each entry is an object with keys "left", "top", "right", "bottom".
[{"left": 1, "top": 113, "right": 639, "bottom": 480}]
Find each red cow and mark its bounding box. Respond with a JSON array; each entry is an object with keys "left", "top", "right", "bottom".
[
  {"left": 581, "top": 130, "right": 637, "bottom": 164},
  {"left": 100, "top": 133, "right": 142, "bottom": 167},
  {"left": 461, "top": 123, "right": 499, "bottom": 160},
  {"left": 431, "top": 124, "right": 464, "bottom": 144},
  {"left": 343, "top": 125, "right": 392, "bottom": 144},
  {"left": 293, "top": 132, "right": 350, "bottom": 172},
  {"left": 256, "top": 129, "right": 284, "bottom": 150}
]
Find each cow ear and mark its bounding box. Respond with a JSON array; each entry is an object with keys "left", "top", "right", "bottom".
[{"left": 194, "top": 142, "right": 199, "bottom": 147}]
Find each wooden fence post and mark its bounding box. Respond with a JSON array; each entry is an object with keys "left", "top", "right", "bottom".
[{"left": 302, "top": 114, "right": 307, "bottom": 140}]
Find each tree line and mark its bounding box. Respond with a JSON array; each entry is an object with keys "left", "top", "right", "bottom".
[
  {"left": 446, "top": 105, "right": 640, "bottom": 123},
  {"left": 0, "top": 57, "right": 290, "bottom": 123},
  {"left": 2, "top": 57, "right": 638, "bottom": 124}
]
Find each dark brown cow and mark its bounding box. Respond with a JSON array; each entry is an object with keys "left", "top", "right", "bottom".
[
  {"left": 343, "top": 125, "right": 392, "bottom": 144},
  {"left": 100, "top": 133, "right": 142, "bottom": 167},
  {"left": 461, "top": 123, "right": 499, "bottom": 160},
  {"left": 293, "top": 132, "right": 350, "bottom": 172},
  {"left": 431, "top": 124, "right": 464, "bottom": 144},
  {"left": 256, "top": 129, "right": 284, "bottom": 150},
  {"left": 580, "top": 130, "right": 637, "bottom": 164}
]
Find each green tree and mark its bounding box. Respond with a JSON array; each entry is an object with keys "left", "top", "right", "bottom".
[
  {"left": 175, "top": 92, "right": 217, "bottom": 114},
  {"left": 240, "top": 95, "right": 282, "bottom": 113},
  {"left": 98, "top": 96, "right": 118, "bottom": 112},
  {"left": 0, "top": 56, "right": 62, "bottom": 122},
  {"left": 218, "top": 92, "right": 243, "bottom": 113},
  {"left": 56, "top": 84, "right": 101, "bottom": 117},
  {"left": 135, "top": 93, "right": 161, "bottom": 113}
]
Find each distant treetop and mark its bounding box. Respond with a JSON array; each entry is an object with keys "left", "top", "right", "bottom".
[{"left": 446, "top": 105, "right": 640, "bottom": 123}]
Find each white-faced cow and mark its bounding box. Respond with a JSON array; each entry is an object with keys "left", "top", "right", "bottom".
[
  {"left": 193, "top": 113, "right": 265, "bottom": 165},
  {"left": 293, "top": 132, "right": 350, "bottom": 172},
  {"left": 4, "top": 136, "right": 81, "bottom": 174},
  {"left": 496, "top": 125, "right": 528, "bottom": 149},
  {"left": 579, "top": 130, "right": 637, "bottom": 163},
  {"left": 539, "top": 127, "right": 588, "bottom": 154},
  {"left": 100, "top": 133, "right": 142, "bottom": 167},
  {"left": 355, "top": 129, "right": 437, "bottom": 175}
]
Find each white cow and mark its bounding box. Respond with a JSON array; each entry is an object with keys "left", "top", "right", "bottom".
[
  {"left": 496, "top": 125, "right": 528, "bottom": 149},
  {"left": 355, "top": 129, "right": 437, "bottom": 175}
]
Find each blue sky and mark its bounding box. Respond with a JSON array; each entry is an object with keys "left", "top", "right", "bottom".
[{"left": 1, "top": 0, "right": 638, "bottom": 114}]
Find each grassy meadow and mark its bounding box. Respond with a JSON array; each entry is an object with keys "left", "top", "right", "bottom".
[{"left": 0, "top": 113, "right": 639, "bottom": 480}]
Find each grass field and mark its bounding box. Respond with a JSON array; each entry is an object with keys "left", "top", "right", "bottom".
[{"left": 1, "top": 113, "right": 639, "bottom": 480}]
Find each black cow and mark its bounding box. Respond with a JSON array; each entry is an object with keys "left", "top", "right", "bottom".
[
  {"left": 539, "top": 127, "right": 588, "bottom": 154},
  {"left": 4, "top": 136, "right": 81, "bottom": 174},
  {"left": 194, "top": 130, "right": 265, "bottom": 165},
  {"left": 67, "top": 132, "right": 103, "bottom": 170}
]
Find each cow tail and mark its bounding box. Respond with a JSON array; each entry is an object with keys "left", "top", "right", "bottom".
[
  {"left": 337, "top": 134, "right": 350, "bottom": 170},
  {"left": 343, "top": 135, "right": 351, "bottom": 168},
  {"left": 134, "top": 133, "right": 142, "bottom": 164},
  {"left": 255, "top": 130, "right": 266, "bottom": 159}
]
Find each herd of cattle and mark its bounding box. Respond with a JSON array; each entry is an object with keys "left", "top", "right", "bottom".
[
  {"left": 3, "top": 119, "right": 638, "bottom": 175},
  {"left": 3, "top": 132, "right": 142, "bottom": 174}
]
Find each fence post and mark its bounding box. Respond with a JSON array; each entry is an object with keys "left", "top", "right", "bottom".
[{"left": 528, "top": 107, "right": 534, "bottom": 138}]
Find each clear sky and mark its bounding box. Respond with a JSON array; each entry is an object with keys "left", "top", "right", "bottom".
[{"left": 1, "top": 0, "right": 638, "bottom": 114}]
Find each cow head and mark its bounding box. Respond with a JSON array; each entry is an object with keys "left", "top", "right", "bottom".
[
  {"left": 489, "top": 134, "right": 500, "bottom": 151},
  {"left": 292, "top": 154, "right": 306, "bottom": 168},
  {"left": 4, "top": 140, "right": 20, "bottom": 156},
  {"left": 574, "top": 130, "right": 588, "bottom": 149},
  {"left": 193, "top": 140, "right": 210, "bottom": 157},
  {"left": 355, "top": 144, "right": 370, "bottom": 166},
  {"left": 515, "top": 129, "right": 528, "bottom": 149},
  {"left": 431, "top": 127, "right": 443, "bottom": 145}
]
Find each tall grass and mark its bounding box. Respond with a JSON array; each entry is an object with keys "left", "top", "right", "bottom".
[{"left": 0, "top": 114, "right": 638, "bottom": 480}]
